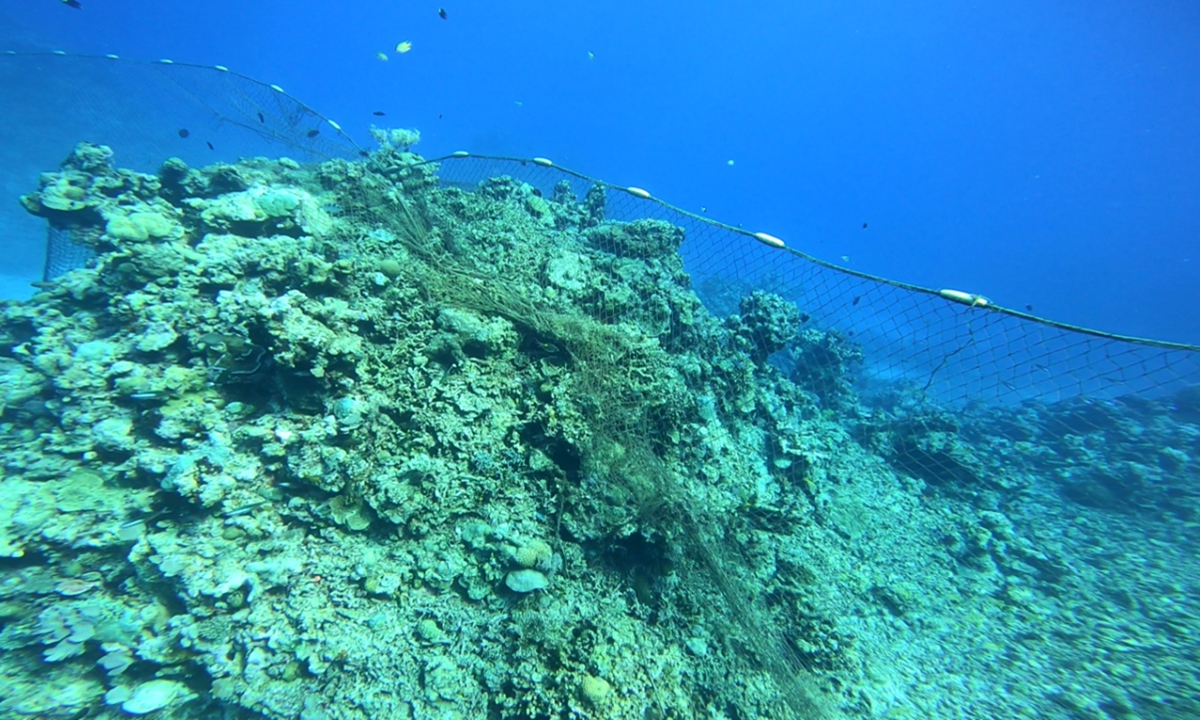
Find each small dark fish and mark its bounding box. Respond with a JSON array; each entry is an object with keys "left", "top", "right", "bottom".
[
  {"left": 206, "top": 141, "right": 214, "bottom": 150},
  {"left": 359, "top": 150, "right": 370, "bottom": 157},
  {"left": 373, "top": 110, "right": 386, "bottom": 116},
  {"left": 847, "top": 330, "right": 855, "bottom": 337},
  {"left": 852, "top": 296, "right": 861, "bottom": 306},
  {"left": 1025, "top": 304, "right": 1034, "bottom": 312},
  {"left": 862, "top": 222, "right": 868, "bottom": 229},
  {"left": 438, "top": 7, "right": 448, "bottom": 19},
  {"left": 532, "top": 188, "right": 543, "bottom": 197},
  {"left": 62, "top": 0, "right": 82, "bottom": 8},
  {"left": 438, "top": 113, "right": 443, "bottom": 120},
  {"left": 257, "top": 112, "right": 265, "bottom": 123},
  {"left": 177, "top": 128, "right": 190, "bottom": 138},
  {"left": 306, "top": 129, "right": 320, "bottom": 138},
  {"left": 799, "top": 313, "right": 810, "bottom": 323}
]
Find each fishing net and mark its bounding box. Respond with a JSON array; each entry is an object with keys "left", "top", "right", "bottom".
[
  {"left": 425, "top": 154, "right": 1200, "bottom": 405},
  {"left": 0, "top": 50, "right": 364, "bottom": 279},
  {"left": 9, "top": 51, "right": 1196, "bottom": 418},
  {"left": 3, "top": 48, "right": 1199, "bottom": 719}
]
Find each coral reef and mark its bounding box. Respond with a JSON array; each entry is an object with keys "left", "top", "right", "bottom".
[
  {"left": 0, "top": 140, "right": 1196, "bottom": 720},
  {"left": 1, "top": 141, "right": 841, "bottom": 719}
]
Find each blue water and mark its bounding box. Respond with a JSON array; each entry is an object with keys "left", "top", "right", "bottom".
[{"left": 7, "top": 0, "right": 1200, "bottom": 344}]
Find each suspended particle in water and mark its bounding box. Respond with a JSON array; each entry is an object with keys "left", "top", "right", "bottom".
[{"left": 177, "top": 128, "right": 189, "bottom": 138}]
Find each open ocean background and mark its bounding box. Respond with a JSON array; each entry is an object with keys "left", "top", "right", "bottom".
[{"left": 2, "top": 0, "right": 1198, "bottom": 344}]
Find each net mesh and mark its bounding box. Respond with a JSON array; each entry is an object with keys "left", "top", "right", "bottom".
[
  {"left": 12, "top": 50, "right": 1196, "bottom": 414},
  {"left": 0, "top": 51, "right": 364, "bottom": 280},
  {"left": 425, "top": 154, "right": 1200, "bottom": 407},
  {"left": 334, "top": 153, "right": 1200, "bottom": 531}
]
